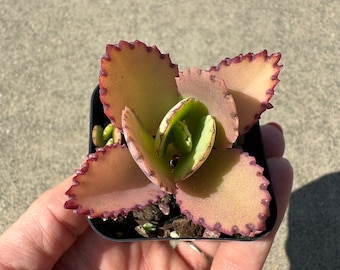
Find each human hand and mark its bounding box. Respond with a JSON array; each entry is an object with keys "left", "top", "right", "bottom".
[{"left": 0, "top": 123, "right": 293, "bottom": 270}]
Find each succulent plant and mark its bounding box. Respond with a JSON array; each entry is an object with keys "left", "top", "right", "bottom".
[{"left": 64, "top": 40, "right": 282, "bottom": 238}]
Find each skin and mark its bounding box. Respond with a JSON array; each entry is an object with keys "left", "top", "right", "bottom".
[{"left": 0, "top": 123, "right": 293, "bottom": 270}]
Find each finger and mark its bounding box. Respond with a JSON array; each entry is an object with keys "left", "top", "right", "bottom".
[
  {"left": 0, "top": 176, "right": 89, "bottom": 270},
  {"left": 266, "top": 157, "right": 294, "bottom": 235},
  {"left": 210, "top": 156, "right": 293, "bottom": 270},
  {"left": 175, "top": 241, "right": 216, "bottom": 270},
  {"left": 261, "top": 122, "right": 285, "bottom": 158},
  {"left": 54, "top": 230, "right": 192, "bottom": 270}
]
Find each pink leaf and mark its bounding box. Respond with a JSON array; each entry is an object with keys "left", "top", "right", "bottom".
[
  {"left": 209, "top": 51, "right": 282, "bottom": 135},
  {"left": 100, "top": 40, "right": 180, "bottom": 135},
  {"left": 64, "top": 144, "right": 165, "bottom": 218},
  {"left": 176, "top": 148, "right": 271, "bottom": 236},
  {"left": 176, "top": 67, "right": 239, "bottom": 148}
]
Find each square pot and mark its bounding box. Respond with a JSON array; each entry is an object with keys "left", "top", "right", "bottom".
[{"left": 87, "top": 85, "right": 277, "bottom": 241}]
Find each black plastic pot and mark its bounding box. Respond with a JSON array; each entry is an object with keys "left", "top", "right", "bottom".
[{"left": 87, "top": 85, "right": 277, "bottom": 241}]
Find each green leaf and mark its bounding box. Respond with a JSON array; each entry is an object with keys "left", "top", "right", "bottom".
[
  {"left": 155, "top": 97, "right": 195, "bottom": 158},
  {"left": 92, "top": 125, "right": 105, "bottom": 147},
  {"left": 102, "top": 123, "right": 114, "bottom": 141},
  {"left": 173, "top": 114, "right": 216, "bottom": 180},
  {"left": 154, "top": 97, "right": 216, "bottom": 181},
  {"left": 122, "top": 106, "right": 176, "bottom": 193},
  {"left": 171, "top": 120, "right": 192, "bottom": 154}
]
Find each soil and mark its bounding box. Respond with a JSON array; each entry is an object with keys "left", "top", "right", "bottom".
[
  {"left": 90, "top": 194, "right": 220, "bottom": 239},
  {"left": 132, "top": 194, "right": 208, "bottom": 239}
]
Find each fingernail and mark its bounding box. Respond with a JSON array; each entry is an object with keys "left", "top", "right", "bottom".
[{"left": 267, "top": 122, "right": 283, "bottom": 134}]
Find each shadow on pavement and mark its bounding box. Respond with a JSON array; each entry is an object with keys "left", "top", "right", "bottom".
[{"left": 286, "top": 171, "right": 340, "bottom": 270}]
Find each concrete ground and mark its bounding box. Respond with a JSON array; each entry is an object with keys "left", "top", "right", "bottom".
[{"left": 1, "top": 1, "right": 339, "bottom": 269}]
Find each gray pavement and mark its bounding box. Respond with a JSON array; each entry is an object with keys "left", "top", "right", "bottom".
[{"left": 1, "top": 1, "right": 339, "bottom": 269}]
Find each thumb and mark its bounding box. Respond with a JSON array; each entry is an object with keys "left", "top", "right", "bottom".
[{"left": 0, "top": 176, "right": 88, "bottom": 270}]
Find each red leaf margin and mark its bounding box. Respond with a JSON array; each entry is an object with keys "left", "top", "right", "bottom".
[
  {"left": 209, "top": 50, "right": 282, "bottom": 135},
  {"left": 64, "top": 144, "right": 165, "bottom": 218}
]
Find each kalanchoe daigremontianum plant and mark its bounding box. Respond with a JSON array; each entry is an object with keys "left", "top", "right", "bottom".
[{"left": 64, "top": 40, "right": 282, "bottom": 238}]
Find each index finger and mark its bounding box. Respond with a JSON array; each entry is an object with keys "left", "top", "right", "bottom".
[{"left": 261, "top": 122, "right": 285, "bottom": 158}]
